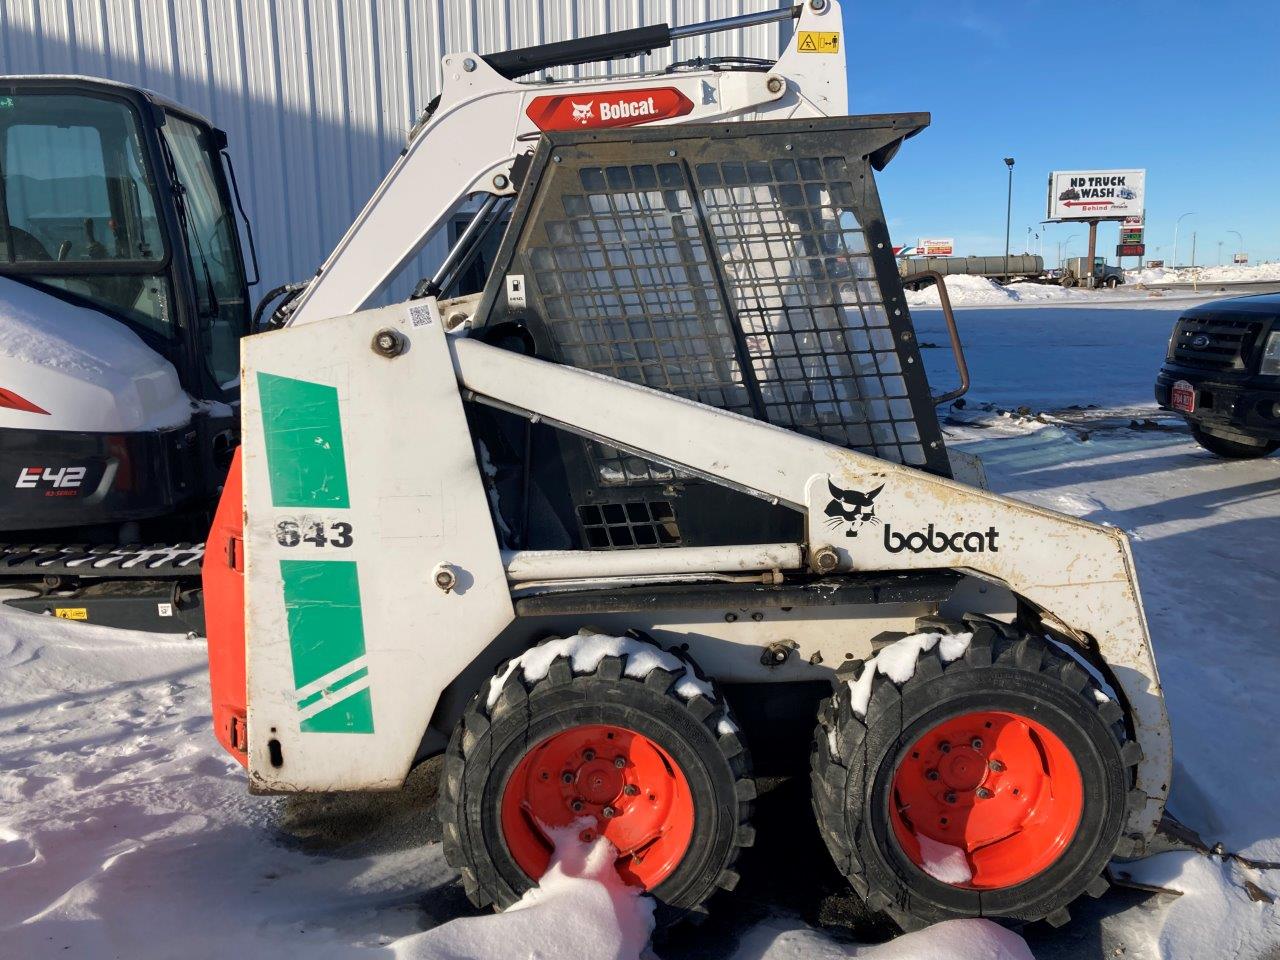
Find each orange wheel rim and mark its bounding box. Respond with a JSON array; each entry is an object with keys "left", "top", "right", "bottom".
[
  {"left": 500, "top": 724, "right": 695, "bottom": 889},
  {"left": 890, "top": 710, "right": 1084, "bottom": 889}
]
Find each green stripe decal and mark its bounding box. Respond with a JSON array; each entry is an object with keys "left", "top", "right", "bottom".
[
  {"left": 257, "top": 372, "right": 350, "bottom": 508},
  {"left": 297, "top": 665, "right": 368, "bottom": 711},
  {"left": 301, "top": 688, "right": 374, "bottom": 734},
  {"left": 280, "top": 559, "right": 374, "bottom": 734}
]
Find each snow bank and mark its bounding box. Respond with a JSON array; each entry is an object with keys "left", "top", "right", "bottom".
[
  {"left": 727, "top": 916, "right": 1033, "bottom": 959},
  {"left": 1127, "top": 261, "right": 1280, "bottom": 285},
  {"left": 905, "top": 273, "right": 1098, "bottom": 308},
  {"left": 846, "top": 631, "right": 973, "bottom": 718},
  {"left": 487, "top": 632, "right": 714, "bottom": 710},
  {"left": 394, "top": 828, "right": 654, "bottom": 960}
]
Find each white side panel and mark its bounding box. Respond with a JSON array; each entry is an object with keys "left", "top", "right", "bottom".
[
  {"left": 241, "top": 301, "right": 512, "bottom": 791},
  {"left": 0, "top": 0, "right": 788, "bottom": 296}
]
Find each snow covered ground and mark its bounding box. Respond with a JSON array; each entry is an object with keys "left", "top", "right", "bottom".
[{"left": 2, "top": 301, "right": 1278, "bottom": 959}]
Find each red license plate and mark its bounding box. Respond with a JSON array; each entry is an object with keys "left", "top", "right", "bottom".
[{"left": 1171, "top": 380, "right": 1196, "bottom": 414}]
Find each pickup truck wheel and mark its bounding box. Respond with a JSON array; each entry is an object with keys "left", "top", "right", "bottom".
[
  {"left": 438, "top": 634, "right": 752, "bottom": 925},
  {"left": 1060, "top": 276, "right": 1076, "bottom": 288},
  {"left": 1105, "top": 276, "right": 1120, "bottom": 289},
  {"left": 811, "top": 618, "right": 1143, "bottom": 931},
  {"left": 1191, "top": 426, "right": 1279, "bottom": 459}
]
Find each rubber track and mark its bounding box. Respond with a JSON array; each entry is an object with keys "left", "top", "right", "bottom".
[
  {"left": 439, "top": 635, "right": 755, "bottom": 918},
  {"left": 0, "top": 542, "right": 204, "bottom": 578},
  {"left": 810, "top": 614, "right": 1145, "bottom": 930}
]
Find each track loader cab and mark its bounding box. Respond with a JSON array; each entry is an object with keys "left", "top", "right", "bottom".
[{"left": 0, "top": 76, "right": 253, "bottom": 543}]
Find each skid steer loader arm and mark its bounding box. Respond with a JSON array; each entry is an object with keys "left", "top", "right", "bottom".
[{"left": 283, "top": 0, "right": 849, "bottom": 328}]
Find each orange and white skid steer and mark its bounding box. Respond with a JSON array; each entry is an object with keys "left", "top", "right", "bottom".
[{"left": 204, "top": 0, "right": 1171, "bottom": 931}]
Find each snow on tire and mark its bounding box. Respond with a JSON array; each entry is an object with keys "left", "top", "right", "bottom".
[
  {"left": 810, "top": 615, "right": 1144, "bottom": 931},
  {"left": 438, "top": 632, "right": 754, "bottom": 925}
]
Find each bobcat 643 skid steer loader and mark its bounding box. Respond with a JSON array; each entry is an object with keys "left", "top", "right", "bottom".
[{"left": 204, "top": 0, "right": 1171, "bottom": 932}]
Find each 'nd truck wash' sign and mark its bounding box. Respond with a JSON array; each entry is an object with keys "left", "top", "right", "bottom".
[{"left": 1046, "top": 169, "right": 1145, "bottom": 221}]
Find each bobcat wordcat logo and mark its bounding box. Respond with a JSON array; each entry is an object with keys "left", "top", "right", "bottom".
[
  {"left": 822, "top": 478, "right": 1000, "bottom": 553},
  {"left": 526, "top": 87, "right": 695, "bottom": 131}
]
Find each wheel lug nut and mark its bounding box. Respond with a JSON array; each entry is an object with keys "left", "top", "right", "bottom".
[
  {"left": 939, "top": 741, "right": 951, "bottom": 753},
  {"left": 976, "top": 787, "right": 992, "bottom": 799},
  {"left": 989, "top": 760, "right": 1005, "bottom": 773},
  {"left": 561, "top": 772, "right": 574, "bottom": 784},
  {"left": 971, "top": 738, "right": 984, "bottom": 750},
  {"left": 583, "top": 749, "right": 595, "bottom": 762},
  {"left": 613, "top": 757, "right": 626, "bottom": 769},
  {"left": 571, "top": 799, "right": 584, "bottom": 812},
  {"left": 623, "top": 784, "right": 639, "bottom": 796},
  {"left": 945, "top": 792, "right": 957, "bottom": 804},
  {"left": 602, "top": 806, "right": 616, "bottom": 818},
  {"left": 926, "top": 769, "right": 940, "bottom": 781}
]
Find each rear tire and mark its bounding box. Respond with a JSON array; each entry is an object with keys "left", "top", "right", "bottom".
[
  {"left": 438, "top": 634, "right": 753, "bottom": 925},
  {"left": 1191, "top": 426, "right": 1278, "bottom": 459},
  {"left": 811, "top": 617, "right": 1142, "bottom": 931}
]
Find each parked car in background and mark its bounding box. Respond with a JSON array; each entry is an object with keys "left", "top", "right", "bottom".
[{"left": 1156, "top": 293, "right": 1280, "bottom": 458}]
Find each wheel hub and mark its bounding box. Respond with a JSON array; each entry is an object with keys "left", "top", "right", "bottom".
[
  {"left": 890, "top": 710, "right": 1084, "bottom": 890},
  {"left": 500, "top": 723, "right": 694, "bottom": 890}
]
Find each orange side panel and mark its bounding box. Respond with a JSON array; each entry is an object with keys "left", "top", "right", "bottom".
[{"left": 204, "top": 446, "right": 248, "bottom": 767}]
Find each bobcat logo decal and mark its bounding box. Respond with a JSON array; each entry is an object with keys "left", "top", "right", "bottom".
[
  {"left": 570, "top": 101, "right": 594, "bottom": 124},
  {"left": 823, "top": 481, "right": 884, "bottom": 538}
]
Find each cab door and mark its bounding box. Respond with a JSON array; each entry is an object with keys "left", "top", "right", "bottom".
[{"left": 160, "top": 113, "right": 251, "bottom": 401}]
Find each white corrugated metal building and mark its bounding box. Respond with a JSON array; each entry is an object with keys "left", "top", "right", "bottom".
[{"left": 0, "top": 0, "right": 787, "bottom": 296}]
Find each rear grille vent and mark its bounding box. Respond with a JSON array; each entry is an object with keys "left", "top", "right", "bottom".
[
  {"left": 1172, "top": 317, "right": 1262, "bottom": 371},
  {"left": 577, "top": 500, "right": 681, "bottom": 550}
]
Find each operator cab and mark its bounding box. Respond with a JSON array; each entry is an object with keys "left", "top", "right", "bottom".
[
  {"left": 0, "top": 77, "right": 256, "bottom": 541},
  {"left": 0, "top": 76, "right": 252, "bottom": 404}
]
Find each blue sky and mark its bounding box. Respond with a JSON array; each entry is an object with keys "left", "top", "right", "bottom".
[{"left": 839, "top": 1, "right": 1280, "bottom": 266}]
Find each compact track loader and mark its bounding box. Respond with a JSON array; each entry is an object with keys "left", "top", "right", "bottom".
[{"left": 201, "top": 0, "right": 1171, "bottom": 932}]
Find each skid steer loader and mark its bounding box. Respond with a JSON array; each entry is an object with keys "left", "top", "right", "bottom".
[{"left": 203, "top": 0, "right": 1172, "bottom": 933}]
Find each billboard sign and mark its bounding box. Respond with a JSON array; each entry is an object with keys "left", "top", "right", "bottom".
[
  {"left": 1234, "top": 253, "right": 1249, "bottom": 264},
  {"left": 918, "top": 237, "right": 955, "bottom": 256},
  {"left": 1046, "top": 169, "right": 1145, "bottom": 220}
]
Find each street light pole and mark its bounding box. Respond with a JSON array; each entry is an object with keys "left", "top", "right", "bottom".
[
  {"left": 1003, "top": 158, "right": 1015, "bottom": 282},
  {"left": 1228, "top": 229, "right": 1244, "bottom": 262},
  {"left": 1173, "top": 211, "right": 1195, "bottom": 268}
]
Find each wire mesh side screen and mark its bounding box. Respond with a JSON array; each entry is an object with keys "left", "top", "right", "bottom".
[{"left": 481, "top": 118, "right": 949, "bottom": 484}]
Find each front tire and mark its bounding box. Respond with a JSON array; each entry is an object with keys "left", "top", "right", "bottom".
[
  {"left": 811, "top": 617, "right": 1142, "bottom": 930},
  {"left": 1191, "top": 426, "right": 1278, "bottom": 459},
  {"left": 439, "top": 634, "right": 753, "bottom": 924}
]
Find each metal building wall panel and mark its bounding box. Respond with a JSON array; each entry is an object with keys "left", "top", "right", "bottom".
[{"left": 0, "top": 0, "right": 786, "bottom": 295}]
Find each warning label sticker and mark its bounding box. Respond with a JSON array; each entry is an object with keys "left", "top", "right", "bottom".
[
  {"left": 797, "top": 31, "right": 840, "bottom": 54},
  {"left": 54, "top": 608, "right": 88, "bottom": 620}
]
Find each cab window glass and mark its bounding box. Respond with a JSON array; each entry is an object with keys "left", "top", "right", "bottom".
[
  {"left": 0, "top": 94, "right": 170, "bottom": 336},
  {"left": 162, "top": 114, "right": 246, "bottom": 388}
]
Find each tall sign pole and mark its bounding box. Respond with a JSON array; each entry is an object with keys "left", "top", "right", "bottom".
[
  {"left": 1003, "top": 158, "right": 1015, "bottom": 282},
  {"left": 1085, "top": 220, "right": 1099, "bottom": 287}
]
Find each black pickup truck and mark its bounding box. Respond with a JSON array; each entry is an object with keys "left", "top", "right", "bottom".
[{"left": 1155, "top": 293, "right": 1280, "bottom": 458}]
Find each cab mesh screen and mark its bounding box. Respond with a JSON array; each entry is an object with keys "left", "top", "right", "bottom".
[{"left": 486, "top": 121, "right": 945, "bottom": 482}]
